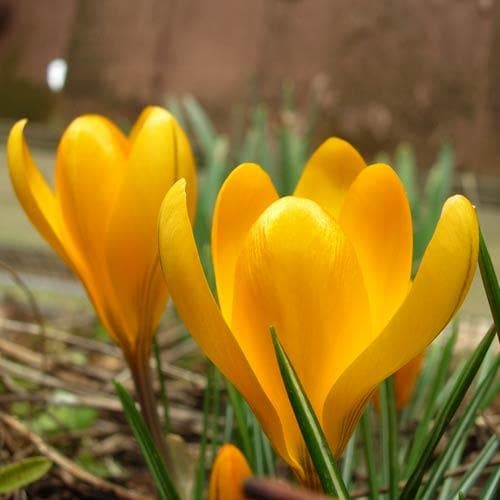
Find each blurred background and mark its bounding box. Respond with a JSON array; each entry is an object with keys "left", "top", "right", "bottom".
[{"left": 0, "top": 0, "right": 498, "bottom": 320}]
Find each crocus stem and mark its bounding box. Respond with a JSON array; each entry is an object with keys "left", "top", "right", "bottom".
[{"left": 129, "top": 357, "right": 178, "bottom": 486}]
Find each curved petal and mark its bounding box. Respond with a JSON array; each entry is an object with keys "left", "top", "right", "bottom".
[
  {"left": 106, "top": 108, "right": 195, "bottom": 353},
  {"left": 7, "top": 120, "right": 71, "bottom": 263},
  {"left": 158, "top": 180, "right": 294, "bottom": 469},
  {"left": 394, "top": 352, "right": 424, "bottom": 410},
  {"left": 231, "top": 196, "right": 371, "bottom": 468},
  {"left": 340, "top": 164, "right": 413, "bottom": 331},
  {"left": 128, "top": 106, "right": 197, "bottom": 221},
  {"left": 323, "top": 195, "right": 479, "bottom": 456},
  {"left": 294, "top": 138, "right": 366, "bottom": 219},
  {"left": 212, "top": 163, "right": 278, "bottom": 322},
  {"left": 54, "top": 115, "right": 132, "bottom": 349},
  {"left": 55, "top": 114, "right": 127, "bottom": 268}
]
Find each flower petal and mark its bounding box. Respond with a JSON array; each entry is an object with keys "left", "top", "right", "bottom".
[
  {"left": 294, "top": 138, "right": 366, "bottom": 218},
  {"left": 106, "top": 108, "right": 196, "bottom": 354},
  {"left": 340, "top": 164, "right": 413, "bottom": 331},
  {"left": 394, "top": 352, "right": 424, "bottom": 410},
  {"left": 158, "top": 180, "right": 294, "bottom": 469},
  {"left": 208, "top": 444, "right": 251, "bottom": 500},
  {"left": 128, "top": 106, "right": 197, "bottom": 221},
  {"left": 55, "top": 114, "right": 127, "bottom": 268},
  {"left": 54, "top": 114, "right": 132, "bottom": 349},
  {"left": 231, "top": 196, "right": 371, "bottom": 468},
  {"left": 212, "top": 163, "right": 278, "bottom": 322},
  {"left": 323, "top": 195, "right": 479, "bottom": 456},
  {"left": 7, "top": 120, "right": 71, "bottom": 263}
]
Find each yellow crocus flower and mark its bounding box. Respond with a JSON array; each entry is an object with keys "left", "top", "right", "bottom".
[
  {"left": 209, "top": 444, "right": 251, "bottom": 500},
  {"left": 7, "top": 106, "right": 196, "bottom": 366},
  {"left": 158, "top": 138, "right": 478, "bottom": 485}
]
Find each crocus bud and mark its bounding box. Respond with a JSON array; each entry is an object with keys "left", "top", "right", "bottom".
[{"left": 209, "top": 444, "right": 252, "bottom": 500}]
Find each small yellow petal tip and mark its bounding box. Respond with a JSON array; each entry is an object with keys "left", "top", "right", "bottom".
[{"left": 209, "top": 444, "right": 252, "bottom": 500}]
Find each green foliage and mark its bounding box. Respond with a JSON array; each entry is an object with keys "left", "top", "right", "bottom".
[
  {"left": 400, "top": 325, "right": 497, "bottom": 499},
  {"left": 479, "top": 229, "right": 500, "bottom": 340},
  {"left": 0, "top": 456, "right": 52, "bottom": 494},
  {"left": 114, "top": 381, "right": 180, "bottom": 500},
  {"left": 29, "top": 403, "right": 97, "bottom": 435},
  {"left": 270, "top": 326, "right": 349, "bottom": 499}
]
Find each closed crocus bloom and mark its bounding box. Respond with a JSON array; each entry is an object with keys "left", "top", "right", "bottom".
[
  {"left": 7, "top": 106, "right": 196, "bottom": 365},
  {"left": 7, "top": 107, "right": 196, "bottom": 477},
  {"left": 159, "top": 138, "right": 478, "bottom": 485},
  {"left": 209, "top": 444, "right": 252, "bottom": 500}
]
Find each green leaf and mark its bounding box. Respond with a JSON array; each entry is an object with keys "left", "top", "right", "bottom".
[
  {"left": 380, "top": 377, "right": 399, "bottom": 500},
  {"left": 420, "top": 357, "right": 499, "bottom": 500},
  {"left": 114, "top": 381, "right": 180, "bottom": 500},
  {"left": 270, "top": 326, "right": 350, "bottom": 499},
  {"left": 479, "top": 229, "right": 500, "bottom": 342},
  {"left": 193, "top": 363, "right": 214, "bottom": 500},
  {"left": 153, "top": 336, "right": 171, "bottom": 434},
  {"left": 0, "top": 456, "right": 52, "bottom": 494},
  {"left": 404, "top": 323, "right": 458, "bottom": 475},
  {"left": 360, "top": 407, "right": 378, "bottom": 500},
  {"left": 400, "top": 325, "right": 496, "bottom": 500},
  {"left": 182, "top": 95, "right": 218, "bottom": 156},
  {"left": 394, "top": 143, "right": 418, "bottom": 217},
  {"left": 226, "top": 381, "right": 255, "bottom": 470},
  {"left": 451, "top": 434, "right": 498, "bottom": 498},
  {"left": 29, "top": 404, "right": 97, "bottom": 435},
  {"left": 341, "top": 428, "right": 357, "bottom": 489},
  {"left": 480, "top": 464, "right": 500, "bottom": 499}
]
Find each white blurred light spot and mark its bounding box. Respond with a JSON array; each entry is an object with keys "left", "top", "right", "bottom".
[{"left": 47, "top": 58, "right": 67, "bottom": 92}]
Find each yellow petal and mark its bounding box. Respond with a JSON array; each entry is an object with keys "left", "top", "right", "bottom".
[
  {"left": 55, "top": 114, "right": 127, "bottom": 269},
  {"left": 105, "top": 107, "right": 195, "bottom": 355},
  {"left": 340, "top": 164, "right": 413, "bottom": 331},
  {"left": 231, "top": 196, "right": 371, "bottom": 468},
  {"left": 209, "top": 444, "right": 251, "bottom": 500},
  {"left": 7, "top": 120, "right": 71, "bottom": 264},
  {"left": 395, "top": 352, "right": 424, "bottom": 410},
  {"left": 158, "top": 180, "right": 294, "bottom": 469},
  {"left": 54, "top": 114, "right": 132, "bottom": 349},
  {"left": 323, "top": 195, "right": 479, "bottom": 456},
  {"left": 212, "top": 163, "right": 278, "bottom": 322},
  {"left": 128, "top": 106, "right": 197, "bottom": 221},
  {"left": 294, "top": 138, "right": 366, "bottom": 218}
]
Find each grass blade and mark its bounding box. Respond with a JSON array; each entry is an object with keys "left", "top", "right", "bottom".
[
  {"left": 360, "top": 408, "right": 378, "bottom": 500},
  {"left": 479, "top": 229, "right": 500, "bottom": 341},
  {"left": 152, "top": 336, "right": 171, "bottom": 434},
  {"left": 480, "top": 464, "right": 500, "bottom": 499},
  {"left": 400, "top": 325, "right": 496, "bottom": 500},
  {"left": 404, "top": 323, "right": 458, "bottom": 475},
  {"left": 193, "top": 363, "right": 215, "bottom": 500},
  {"left": 451, "top": 434, "right": 498, "bottom": 498},
  {"left": 270, "top": 327, "right": 350, "bottom": 499},
  {"left": 114, "top": 381, "right": 180, "bottom": 500},
  {"left": 341, "top": 428, "right": 357, "bottom": 489},
  {"left": 420, "top": 357, "right": 499, "bottom": 500},
  {"left": 380, "top": 378, "right": 399, "bottom": 499},
  {"left": 226, "top": 381, "right": 255, "bottom": 469},
  {"left": 182, "top": 95, "right": 218, "bottom": 155}
]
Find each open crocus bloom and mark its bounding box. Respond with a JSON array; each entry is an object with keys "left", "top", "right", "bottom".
[
  {"left": 159, "top": 138, "right": 478, "bottom": 483},
  {"left": 7, "top": 107, "right": 196, "bottom": 366}
]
